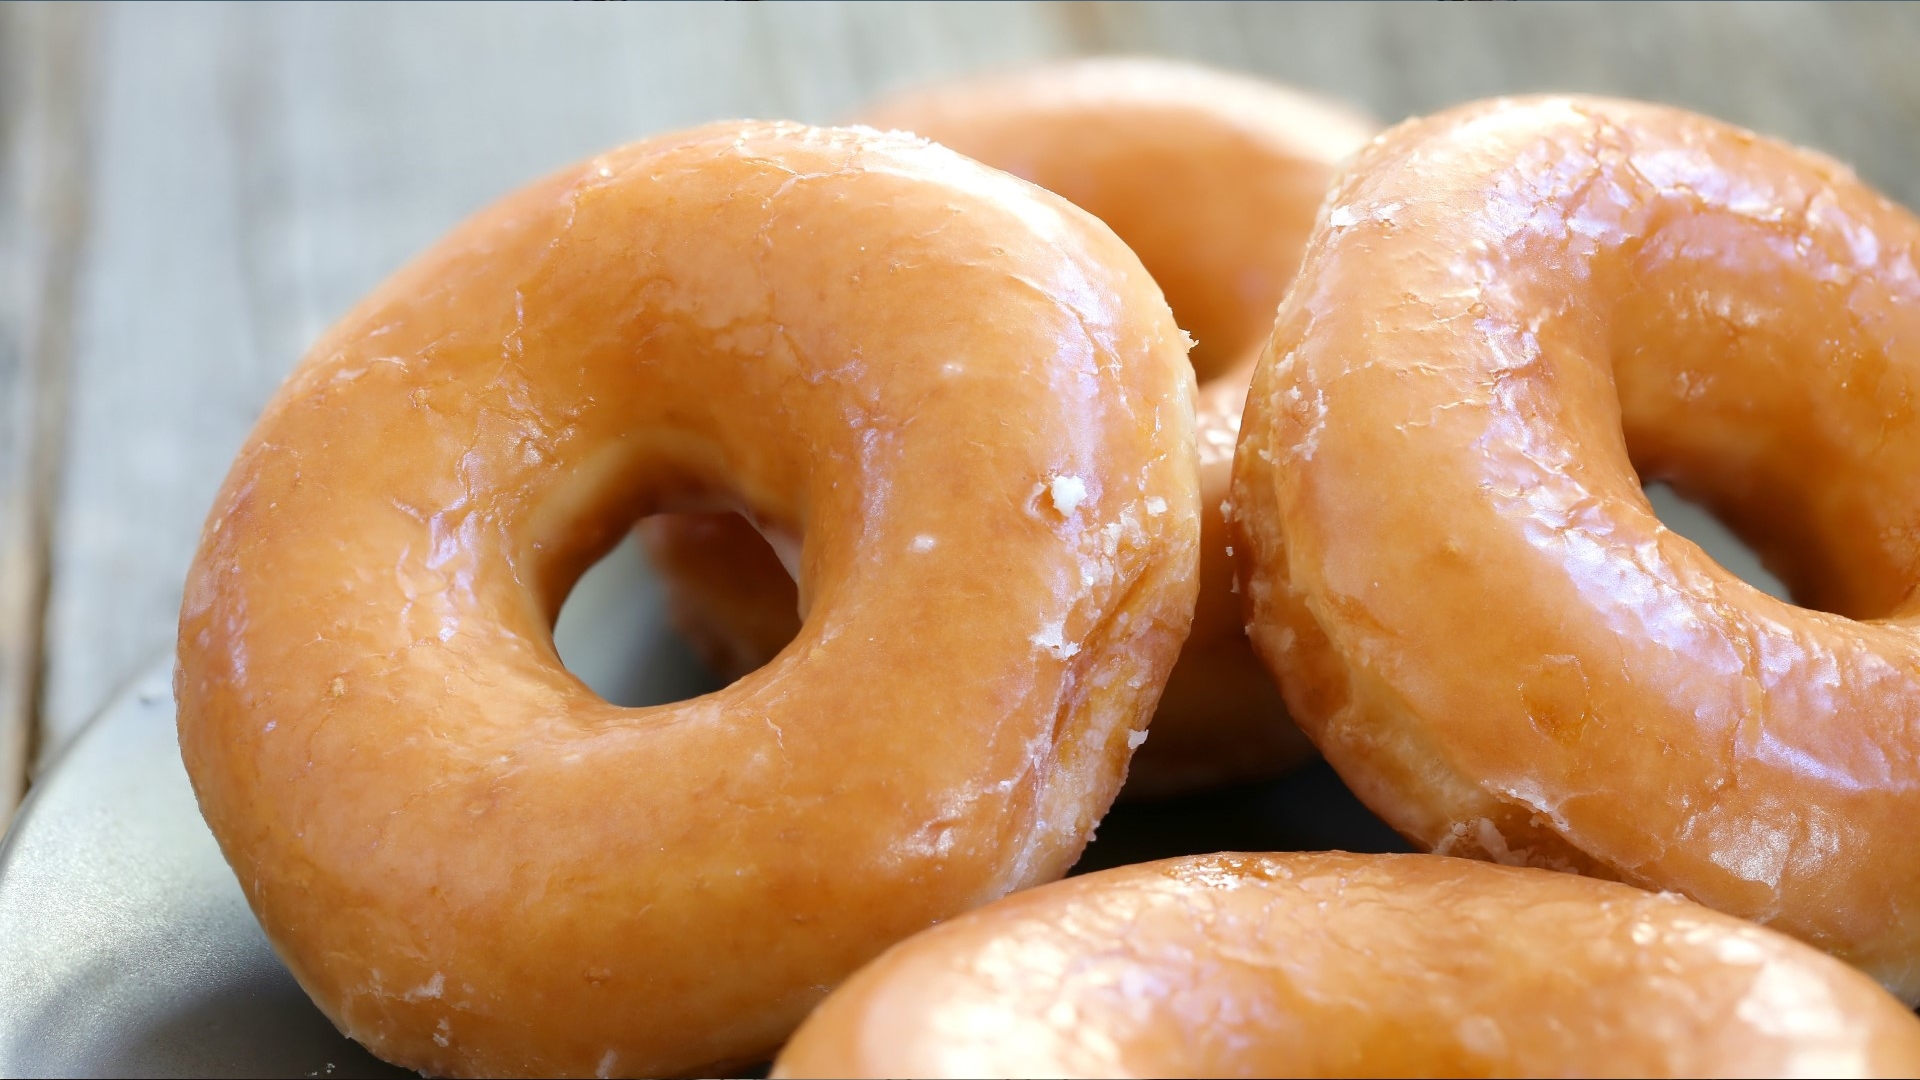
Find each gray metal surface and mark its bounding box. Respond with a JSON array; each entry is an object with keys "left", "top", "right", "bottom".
[{"left": 0, "top": 661, "right": 411, "bottom": 1079}]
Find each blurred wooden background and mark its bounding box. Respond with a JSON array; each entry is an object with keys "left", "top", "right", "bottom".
[{"left": 4, "top": 0, "right": 1920, "bottom": 821}]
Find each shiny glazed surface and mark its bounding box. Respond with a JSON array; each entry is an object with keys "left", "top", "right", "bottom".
[
  {"left": 773, "top": 852, "right": 1920, "bottom": 1078},
  {"left": 173, "top": 122, "right": 1200, "bottom": 1077},
  {"left": 1231, "top": 96, "right": 1920, "bottom": 994},
  {"left": 642, "top": 58, "right": 1375, "bottom": 797}
]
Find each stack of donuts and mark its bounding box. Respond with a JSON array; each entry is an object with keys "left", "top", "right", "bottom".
[{"left": 174, "top": 57, "right": 1920, "bottom": 1078}]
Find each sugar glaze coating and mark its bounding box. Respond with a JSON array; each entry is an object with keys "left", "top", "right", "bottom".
[
  {"left": 1233, "top": 96, "right": 1920, "bottom": 995},
  {"left": 776, "top": 852, "right": 1920, "bottom": 1078},
  {"left": 175, "top": 122, "right": 1199, "bottom": 1077}
]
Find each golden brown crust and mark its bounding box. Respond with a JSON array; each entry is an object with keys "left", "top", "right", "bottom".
[
  {"left": 642, "top": 59, "right": 1376, "bottom": 797},
  {"left": 1233, "top": 95, "right": 1920, "bottom": 996},
  {"left": 862, "top": 58, "right": 1376, "bottom": 382},
  {"left": 174, "top": 122, "right": 1199, "bottom": 1077},
  {"left": 774, "top": 852, "right": 1920, "bottom": 1078}
]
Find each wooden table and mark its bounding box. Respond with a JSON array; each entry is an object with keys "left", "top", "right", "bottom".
[{"left": 4, "top": 0, "right": 1918, "bottom": 821}]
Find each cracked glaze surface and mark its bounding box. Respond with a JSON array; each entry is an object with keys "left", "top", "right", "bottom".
[
  {"left": 173, "top": 122, "right": 1199, "bottom": 1078},
  {"left": 1231, "top": 96, "right": 1920, "bottom": 996},
  {"left": 773, "top": 852, "right": 1920, "bottom": 1078},
  {"left": 642, "top": 59, "right": 1376, "bottom": 797}
]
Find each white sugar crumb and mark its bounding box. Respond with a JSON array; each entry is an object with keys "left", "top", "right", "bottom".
[
  {"left": 1298, "top": 388, "right": 1330, "bottom": 460},
  {"left": 1442, "top": 817, "right": 1530, "bottom": 867},
  {"left": 1031, "top": 619, "right": 1081, "bottom": 659},
  {"left": 402, "top": 972, "right": 444, "bottom": 1001},
  {"left": 1144, "top": 495, "right": 1167, "bottom": 516},
  {"left": 1048, "top": 474, "right": 1088, "bottom": 516},
  {"left": 1127, "top": 729, "right": 1149, "bottom": 750},
  {"left": 596, "top": 1050, "right": 619, "bottom": 1079},
  {"left": 910, "top": 534, "right": 937, "bottom": 553},
  {"left": 1328, "top": 205, "right": 1357, "bottom": 228},
  {"left": 1477, "top": 818, "right": 1519, "bottom": 863}
]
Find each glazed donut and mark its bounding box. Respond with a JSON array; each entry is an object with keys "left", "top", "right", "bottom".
[
  {"left": 641, "top": 59, "right": 1376, "bottom": 797},
  {"left": 174, "top": 122, "right": 1200, "bottom": 1077},
  {"left": 774, "top": 852, "right": 1920, "bottom": 1078},
  {"left": 1232, "top": 95, "right": 1920, "bottom": 994}
]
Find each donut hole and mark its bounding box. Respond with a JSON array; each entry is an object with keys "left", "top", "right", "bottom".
[
  {"left": 625, "top": 511, "right": 805, "bottom": 689},
  {"left": 1640, "top": 481, "right": 1790, "bottom": 603},
  {"left": 551, "top": 531, "right": 727, "bottom": 707},
  {"left": 1609, "top": 217, "right": 1920, "bottom": 621},
  {"left": 1619, "top": 401, "right": 1907, "bottom": 620}
]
